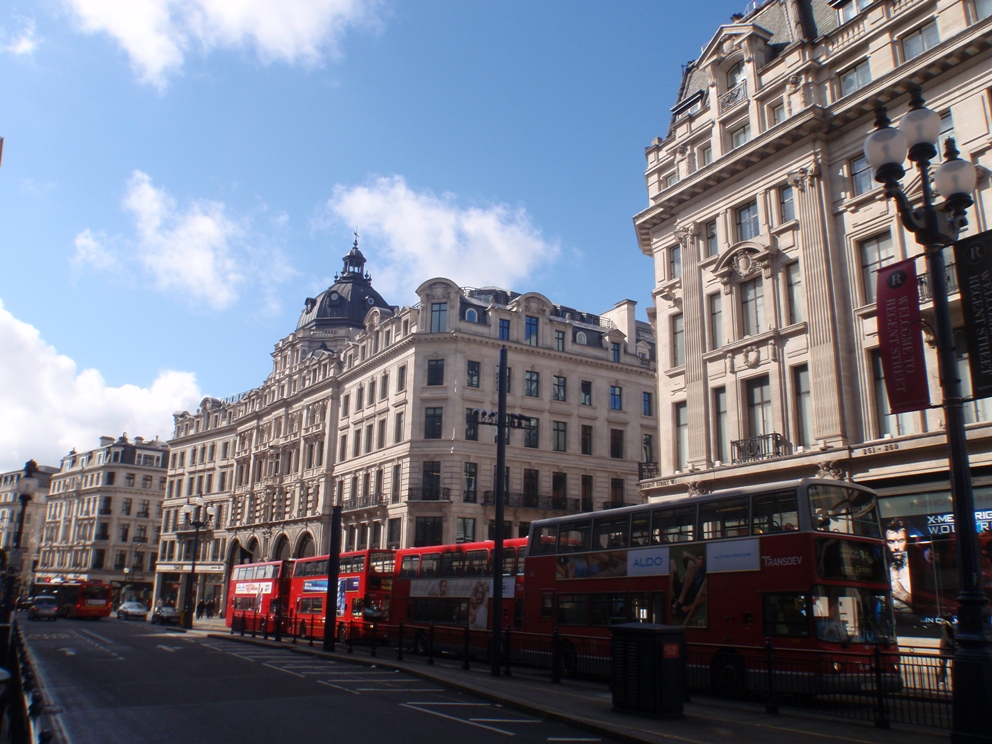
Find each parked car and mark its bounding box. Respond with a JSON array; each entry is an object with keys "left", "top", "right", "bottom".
[
  {"left": 117, "top": 601, "right": 149, "bottom": 621},
  {"left": 29, "top": 596, "right": 58, "bottom": 621},
  {"left": 151, "top": 605, "right": 180, "bottom": 625},
  {"left": 15, "top": 596, "right": 34, "bottom": 611}
]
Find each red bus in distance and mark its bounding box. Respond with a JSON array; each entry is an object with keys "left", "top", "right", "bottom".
[
  {"left": 37, "top": 581, "right": 113, "bottom": 619},
  {"left": 226, "top": 559, "right": 292, "bottom": 634},
  {"left": 289, "top": 549, "right": 395, "bottom": 641},
  {"left": 524, "top": 478, "right": 898, "bottom": 691}
]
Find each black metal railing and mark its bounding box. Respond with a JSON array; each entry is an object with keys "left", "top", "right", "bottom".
[
  {"left": 407, "top": 487, "right": 451, "bottom": 502},
  {"left": 342, "top": 493, "right": 388, "bottom": 511},
  {"left": 917, "top": 262, "right": 959, "bottom": 302},
  {"left": 719, "top": 81, "right": 747, "bottom": 113},
  {"left": 732, "top": 433, "right": 791, "bottom": 464},
  {"left": 482, "top": 492, "right": 580, "bottom": 512},
  {"left": 638, "top": 462, "right": 659, "bottom": 480}
]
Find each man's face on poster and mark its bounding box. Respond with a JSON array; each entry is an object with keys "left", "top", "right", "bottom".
[{"left": 886, "top": 528, "right": 907, "bottom": 558}]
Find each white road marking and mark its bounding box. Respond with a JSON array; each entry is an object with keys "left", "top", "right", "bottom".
[
  {"left": 401, "top": 703, "right": 516, "bottom": 736},
  {"left": 156, "top": 645, "right": 183, "bottom": 652},
  {"left": 58, "top": 648, "right": 76, "bottom": 656},
  {"left": 471, "top": 719, "right": 540, "bottom": 723},
  {"left": 318, "top": 680, "right": 360, "bottom": 695},
  {"left": 355, "top": 688, "right": 445, "bottom": 692},
  {"left": 78, "top": 629, "right": 113, "bottom": 644},
  {"left": 264, "top": 663, "right": 305, "bottom": 677}
]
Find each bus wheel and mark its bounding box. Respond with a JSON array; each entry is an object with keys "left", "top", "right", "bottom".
[
  {"left": 414, "top": 631, "right": 429, "bottom": 656},
  {"left": 338, "top": 624, "right": 347, "bottom": 643},
  {"left": 559, "top": 641, "right": 578, "bottom": 677},
  {"left": 298, "top": 621, "right": 308, "bottom": 639},
  {"left": 711, "top": 651, "right": 746, "bottom": 698}
]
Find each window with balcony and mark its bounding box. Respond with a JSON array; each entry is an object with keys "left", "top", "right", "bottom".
[
  {"left": 121, "top": 497, "right": 132, "bottom": 515},
  {"left": 746, "top": 376, "right": 773, "bottom": 439}
]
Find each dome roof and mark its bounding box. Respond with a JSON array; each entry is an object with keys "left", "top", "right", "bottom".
[{"left": 297, "top": 236, "right": 392, "bottom": 331}]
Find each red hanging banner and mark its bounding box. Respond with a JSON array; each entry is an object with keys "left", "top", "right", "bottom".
[{"left": 877, "top": 259, "right": 930, "bottom": 414}]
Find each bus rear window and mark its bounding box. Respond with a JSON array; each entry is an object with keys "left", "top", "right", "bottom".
[
  {"left": 530, "top": 524, "right": 558, "bottom": 555},
  {"left": 810, "top": 485, "right": 880, "bottom": 537},
  {"left": 558, "top": 521, "right": 591, "bottom": 553}
]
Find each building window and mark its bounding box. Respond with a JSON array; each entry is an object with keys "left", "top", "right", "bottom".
[
  {"left": 736, "top": 200, "right": 760, "bottom": 241},
  {"left": 903, "top": 21, "right": 939, "bottom": 61},
  {"left": 713, "top": 387, "right": 729, "bottom": 464},
  {"left": 581, "top": 424, "right": 593, "bottom": 455},
  {"left": 871, "top": 350, "right": 921, "bottom": 437},
  {"left": 355, "top": 386, "right": 364, "bottom": 410},
  {"left": 786, "top": 262, "right": 805, "bottom": 324},
  {"left": 368, "top": 379, "right": 376, "bottom": 403},
  {"left": 524, "top": 419, "right": 539, "bottom": 449},
  {"left": 610, "top": 429, "right": 624, "bottom": 459},
  {"left": 397, "top": 365, "right": 407, "bottom": 392},
  {"left": 466, "top": 360, "right": 480, "bottom": 388},
  {"left": 377, "top": 419, "right": 386, "bottom": 449},
  {"left": 380, "top": 373, "right": 389, "bottom": 399},
  {"left": 427, "top": 359, "right": 445, "bottom": 386},
  {"left": 463, "top": 463, "right": 478, "bottom": 504},
  {"left": 664, "top": 172, "right": 679, "bottom": 188},
  {"left": 365, "top": 424, "right": 374, "bottom": 453},
  {"left": 499, "top": 318, "right": 510, "bottom": 340},
  {"left": 746, "top": 376, "right": 773, "bottom": 438},
  {"left": 391, "top": 464, "right": 402, "bottom": 504},
  {"left": 704, "top": 219, "right": 719, "bottom": 257},
  {"left": 793, "top": 365, "right": 813, "bottom": 449},
  {"left": 122, "top": 497, "right": 132, "bottom": 515},
  {"left": 552, "top": 375, "right": 567, "bottom": 402},
  {"left": 675, "top": 402, "right": 689, "bottom": 471},
  {"left": 840, "top": 59, "right": 871, "bottom": 98},
  {"left": 779, "top": 184, "right": 795, "bottom": 223},
  {"left": 341, "top": 395, "right": 350, "bottom": 417},
  {"left": 861, "top": 232, "right": 895, "bottom": 304},
  {"left": 456, "top": 517, "right": 476, "bottom": 543},
  {"left": 699, "top": 144, "right": 713, "bottom": 167},
  {"left": 771, "top": 102, "right": 786, "bottom": 125},
  {"left": 730, "top": 122, "right": 751, "bottom": 149},
  {"left": 465, "top": 308, "right": 478, "bottom": 323},
  {"left": 669, "top": 245, "right": 682, "bottom": 279},
  {"left": 553, "top": 421, "right": 567, "bottom": 452},
  {"left": 414, "top": 516, "right": 443, "bottom": 547},
  {"left": 525, "top": 316, "right": 539, "bottom": 346},
  {"left": 610, "top": 385, "right": 622, "bottom": 411},
  {"left": 671, "top": 313, "right": 685, "bottom": 367},
  {"left": 611, "top": 342, "right": 621, "bottom": 362},
  {"left": 575, "top": 331, "right": 588, "bottom": 345},
  {"left": 727, "top": 59, "right": 744, "bottom": 87},
  {"left": 352, "top": 430, "right": 361, "bottom": 457},
  {"left": 610, "top": 478, "right": 625, "bottom": 507},
  {"left": 554, "top": 329, "right": 565, "bottom": 351},
  {"left": 430, "top": 302, "right": 447, "bottom": 333},
  {"left": 851, "top": 155, "right": 874, "bottom": 196},
  {"left": 394, "top": 411, "right": 405, "bottom": 443},
  {"left": 978, "top": 0, "right": 992, "bottom": 20},
  {"left": 642, "top": 434, "right": 654, "bottom": 463},
  {"left": 708, "top": 293, "right": 723, "bottom": 350},
  {"left": 424, "top": 408, "right": 443, "bottom": 439},
  {"left": 525, "top": 371, "right": 540, "bottom": 397},
  {"left": 643, "top": 391, "right": 653, "bottom": 417},
  {"left": 838, "top": 0, "right": 871, "bottom": 22},
  {"left": 465, "top": 409, "right": 478, "bottom": 441},
  {"left": 125, "top": 473, "right": 135, "bottom": 488},
  {"left": 581, "top": 380, "right": 592, "bottom": 406},
  {"left": 740, "top": 277, "right": 764, "bottom": 337}
]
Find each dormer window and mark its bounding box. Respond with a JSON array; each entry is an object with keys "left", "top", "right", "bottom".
[
  {"left": 465, "top": 308, "right": 478, "bottom": 323},
  {"left": 726, "top": 60, "right": 745, "bottom": 89},
  {"left": 836, "top": 0, "right": 871, "bottom": 24}
]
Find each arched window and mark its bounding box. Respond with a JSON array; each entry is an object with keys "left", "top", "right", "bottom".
[
  {"left": 727, "top": 60, "right": 745, "bottom": 89},
  {"left": 465, "top": 308, "right": 478, "bottom": 323},
  {"left": 576, "top": 331, "right": 588, "bottom": 345}
]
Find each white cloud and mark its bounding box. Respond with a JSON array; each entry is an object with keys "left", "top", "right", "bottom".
[
  {"left": 123, "top": 170, "right": 245, "bottom": 309},
  {"left": 324, "top": 176, "right": 560, "bottom": 303},
  {"left": 0, "top": 298, "right": 202, "bottom": 473},
  {"left": 61, "top": 0, "right": 383, "bottom": 88},
  {"left": 71, "top": 228, "right": 116, "bottom": 271},
  {"left": 2, "top": 18, "right": 40, "bottom": 56}
]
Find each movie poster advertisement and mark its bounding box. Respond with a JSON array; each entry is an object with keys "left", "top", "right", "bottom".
[{"left": 669, "top": 547, "right": 708, "bottom": 628}]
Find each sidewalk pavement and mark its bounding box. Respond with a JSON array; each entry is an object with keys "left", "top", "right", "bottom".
[{"left": 199, "top": 627, "right": 946, "bottom": 744}]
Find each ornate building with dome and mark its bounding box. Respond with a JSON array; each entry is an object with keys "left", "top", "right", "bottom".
[{"left": 154, "top": 241, "right": 657, "bottom": 613}]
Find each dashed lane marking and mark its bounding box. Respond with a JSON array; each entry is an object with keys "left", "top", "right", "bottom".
[
  {"left": 401, "top": 703, "right": 516, "bottom": 736},
  {"left": 318, "top": 680, "right": 360, "bottom": 695}
]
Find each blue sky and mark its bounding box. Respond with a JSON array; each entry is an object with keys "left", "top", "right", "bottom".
[{"left": 0, "top": 0, "right": 746, "bottom": 472}]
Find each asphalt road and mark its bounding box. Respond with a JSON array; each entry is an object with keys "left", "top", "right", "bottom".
[{"left": 19, "top": 614, "right": 604, "bottom": 744}]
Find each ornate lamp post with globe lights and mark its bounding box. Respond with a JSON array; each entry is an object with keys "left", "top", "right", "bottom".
[
  {"left": 863, "top": 86, "right": 991, "bottom": 742},
  {"left": 180, "top": 496, "right": 216, "bottom": 629}
]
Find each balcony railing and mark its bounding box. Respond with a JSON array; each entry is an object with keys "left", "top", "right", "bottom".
[
  {"left": 638, "top": 462, "right": 660, "bottom": 480},
  {"left": 917, "top": 262, "right": 958, "bottom": 302},
  {"left": 482, "top": 492, "right": 580, "bottom": 512},
  {"left": 731, "top": 432, "right": 791, "bottom": 464},
  {"left": 136, "top": 510, "right": 150, "bottom": 519},
  {"left": 407, "top": 487, "right": 451, "bottom": 502},
  {"left": 99, "top": 507, "right": 112, "bottom": 515},
  {"left": 600, "top": 501, "right": 634, "bottom": 510},
  {"left": 342, "top": 493, "right": 388, "bottom": 511},
  {"left": 719, "top": 81, "right": 747, "bottom": 114}
]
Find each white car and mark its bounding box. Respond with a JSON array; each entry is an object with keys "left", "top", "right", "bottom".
[{"left": 117, "top": 601, "right": 149, "bottom": 621}]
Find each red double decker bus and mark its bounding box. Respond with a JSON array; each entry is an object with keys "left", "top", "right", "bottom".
[
  {"left": 390, "top": 538, "right": 528, "bottom": 654},
  {"left": 226, "top": 559, "right": 293, "bottom": 634},
  {"left": 289, "top": 549, "right": 395, "bottom": 641},
  {"left": 524, "top": 478, "right": 899, "bottom": 692},
  {"left": 40, "top": 581, "right": 113, "bottom": 619}
]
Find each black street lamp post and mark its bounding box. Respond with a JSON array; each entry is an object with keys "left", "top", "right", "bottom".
[
  {"left": 181, "top": 496, "right": 216, "bottom": 629},
  {"left": 864, "top": 87, "right": 991, "bottom": 742}
]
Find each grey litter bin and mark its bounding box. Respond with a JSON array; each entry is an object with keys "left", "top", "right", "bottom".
[{"left": 610, "top": 623, "right": 685, "bottom": 718}]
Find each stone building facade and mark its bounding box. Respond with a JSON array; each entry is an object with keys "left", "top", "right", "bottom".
[
  {"left": 635, "top": 0, "right": 992, "bottom": 636},
  {"left": 0, "top": 464, "right": 56, "bottom": 598},
  {"left": 156, "top": 242, "right": 657, "bottom": 613},
  {"left": 36, "top": 435, "right": 168, "bottom": 605}
]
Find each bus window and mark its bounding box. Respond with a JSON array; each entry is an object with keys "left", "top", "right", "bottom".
[
  {"left": 556, "top": 594, "right": 590, "bottom": 625},
  {"left": 400, "top": 555, "right": 420, "bottom": 578},
  {"left": 763, "top": 592, "right": 809, "bottom": 637},
  {"left": 464, "top": 550, "right": 487, "bottom": 577},
  {"left": 811, "top": 586, "right": 892, "bottom": 643},
  {"left": 592, "top": 515, "right": 630, "bottom": 550},
  {"left": 541, "top": 592, "right": 554, "bottom": 619},
  {"left": 516, "top": 545, "right": 527, "bottom": 575},
  {"left": 631, "top": 513, "right": 651, "bottom": 546},
  {"left": 700, "top": 497, "right": 749, "bottom": 539},
  {"left": 651, "top": 505, "right": 696, "bottom": 543},
  {"left": 437, "top": 598, "right": 467, "bottom": 624},
  {"left": 590, "top": 593, "right": 628, "bottom": 626},
  {"left": 420, "top": 553, "right": 440, "bottom": 578},
  {"left": 530, "top": 524, "right": 558, "bottom": 555},
  {"left": 370, "top": 551, "right": 395, "bottom": 574},
  {"left": 810, "top": 485, "right": 881, "bottom": 537},
  {"left": 631, "top": 592, "right": 665, "bottom": 623},
  {"left": 752, "top": 491, "right": 799, "bottom": 534},
  {"left": 351, "top": 597, "right": 364, "bottom": 618},
  {"left": 441, "top": 551, "right": 464, "bottom": 577},
  {"left": 557, "top": 520, "right": 592, "bottom": 553},
  {"left": 502, "top": 547, "right": 516, "bottom": 575},
  {"left": 411, "top": 599, "right": 435, "bottom": 623}
]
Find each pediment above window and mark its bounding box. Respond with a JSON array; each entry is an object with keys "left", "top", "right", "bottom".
[{"left": 713, "top": 242, "right": 779, "bottom": 291}]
